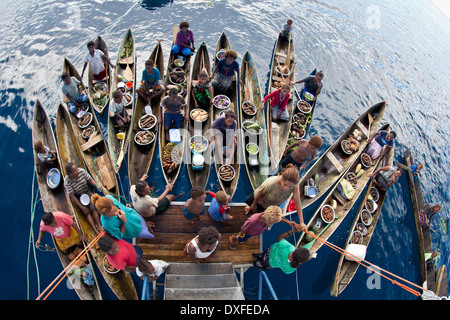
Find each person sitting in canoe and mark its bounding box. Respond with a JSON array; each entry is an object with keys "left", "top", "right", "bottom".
[
  {"left": 263, "top": 83, "right": 291, "bottom": 122},
  {"left": 411, "top": 162, "right": 423, "bottom": 181},
  {"left": 34, "top": 140, "right": 57, "bottom": 166},
  {"left": 369, "top": 165, "right": 402, "bottom": 192},
  {"left": 171, "top": 21, "right": 195, "bottom": 56},
  {"left": 35, "top": 211, "right": 88, "bottom": 254},
  {"left": 211, "top": 111, "right": 237, "bottom": 164},
  {"left": 183, "top": 226, "right": 221, "bottom": 264},
  {"left": 91, "top": 194, "right": 154, "bottom": 240},
  {"left": 137, "top": 58, "right": 164, "bottom": 106},
  {"left": 245, "top": 164, "right": 307, "bottom": 231},
  {"left": 366, "top": 129, "right": 396, "bottom": 160},
  {"left": 280, "top": 19, "right": 293, "bottom": 39},
  {"left": 61, "top": 73, "right": 88, "bottom": 114},
  {"left": 210, "top": 49, "right": 241, "bottom": 94},
  {"left": 281, "top": 135, "right": 323, "bottom": 171},
  {"left": 110, "top": 90, "right": 130, "bottom": 128},
  {"left": 294, "top": 70, "right": 324, "bottom": 105},
  {"left": 419, "top": 203, "right": 441, "bottom": 228},
  {"left": 80, "top": 40, "right": 115, "bottom": 81},
  {"left": 191, "top": 71, "right": 213, "bottom": 110},
  {"left": 158, "top": 87, "right": 188, "bottom": 140},
  {"left": 252, "top": 224, "right": 312, "bottom": 274},
  {"left": 63, "top": 162, "right": 103, "bottom": 235}
]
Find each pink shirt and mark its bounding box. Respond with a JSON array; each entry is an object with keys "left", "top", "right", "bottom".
[
  {"left": 176, "top": 30, "right": 194, "bottom": 47},
  {"left": 106, "top": 239, "right": 137, "bottom": 270},
  {"left": 39, "top": 211, "right": 73, "bottom": 239},
  {"left": 242, "top": 212, "right": 267, "bottom": 236},
  {"left": 263, "top": 89, "right": 290, "bottom": 111}
]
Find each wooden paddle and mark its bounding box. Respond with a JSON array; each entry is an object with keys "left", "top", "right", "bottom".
[
  {"left": 284, "top": 34, "right": 292, "bottom": 69},
  {"left": 153, "top": 39, "right": 163, "bottom": 67},
  {"left": 116, "top": 133, "right": 126, "bottom": 166},
  {"left": 123, "top": 46, "right": 133, "bottom": 81},
  {"left": 244, "top": 61, "right": 250, "bottom": 102}
]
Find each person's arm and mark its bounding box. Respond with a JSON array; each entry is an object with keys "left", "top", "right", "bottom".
[
  {"left": 186, "top": 242, "right": 199, "bottom": 264},
  {"left": 124, "top": 265, "right": 137, "bottom": 272},
  {"left": 35, "top": 230, "right": 46, "bottom": 248},
  {"left": 283, "top": 140, "right": 301, "bottom": 156},
  {"left": 81, "top": 62, "right": 88, "bottom": 78},
  {"left": 369, "top": 166, "right": 390, "bottom": 178},
  {"left": 292, "top": 186, "right": 306, "bottom": 230},
  {"left": 368, "top": 131, "right": 380, "bottom": 143},
  {"left": 71, "top": 221, "right": 88, "bottom": 243},
  {"left": 117, "top": 210, "right": 127, "bottom": 235},
  {"left": 301, "top": 149, "right": 317, "bottom": 170},
  {"left": 158, "top": 183, "right": 173, "bottom": 203},
  {"left": 250, "top": 189, "right": 266, "bottom": 212}
]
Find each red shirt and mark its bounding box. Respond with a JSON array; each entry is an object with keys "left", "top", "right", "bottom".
[
  {"left": 242, "top": 212, "right": 267, "bottom": 236},
  {"left": 106, "top": 238, "right": 137, "bottom": 270},
  {"left": 39, "top": 211, "right": 73, "bottom": 239},
  {"left": 263, "top": 89, "right": 290, "bottom": 111}
]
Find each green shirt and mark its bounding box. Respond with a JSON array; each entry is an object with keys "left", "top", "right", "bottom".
[
  {"left": 269, "top": 239, "right": 296, "bottom": 274},
  {"left": 62, "top": 76, "right": 80, "bottom": 99}
]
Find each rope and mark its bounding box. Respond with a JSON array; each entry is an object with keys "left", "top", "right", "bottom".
[
  {"left": 27, "top": 172, "right": 41, "bottom": 299},
  {"left": 302, "top": 228, "right": 427, "bottom": 297},
  {"left": 36, "top": 231, "right": 106, "bottom": 300}
]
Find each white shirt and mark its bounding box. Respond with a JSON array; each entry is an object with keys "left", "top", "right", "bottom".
[
  {"left": 130, "top": 185, "right": 159, "bottom": 218},
  {"left": 84, "top": 49, "right": 105, "bottom": 75}
]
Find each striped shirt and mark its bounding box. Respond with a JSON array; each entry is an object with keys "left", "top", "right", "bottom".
[{"left": 64, "top": 168, "right": 93, "bottom": 196}]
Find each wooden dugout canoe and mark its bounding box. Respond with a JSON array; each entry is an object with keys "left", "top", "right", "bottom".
[
  {"left": 298, "top": 101, "right": 386, "bottom": 210},
  {"left": 87, "top": 35, "right": 111, "bottom": 116},
  {"left": 186, "top": 42, "right": 212, "bottom": 190},
  {"left": 107, "top": 28, "right": 136, "bottom": 173},
  {"left": 239, "top": 50, "right": 269, "bottom": 191},
  {"left": 211, "top": 31, "right": 240, "bottom": 199},
  {"left": 128, "top": 41, "right": 164, "bottom": 187},
  {"left": 266, "top": 33, "right": 295, "bottom": 169},
  {"left": 33, "top": 100, "right": 102, "bottom": 300},
  {"left": 55, "top": 103, "right": 138, "bottom": 300},
  {"left": 297, "top": 123, "right": 391, "bottom": 253},
  {"left": 330, "top": 128, "right": 394, "bottom": 297},
  {"left": 62, "top": 57, "right": 119, "bottom": 197},
  {"left": 159, "top": 25, "right": 190, "bottom": 185}
]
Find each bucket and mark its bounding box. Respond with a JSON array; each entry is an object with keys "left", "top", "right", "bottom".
[{"left": 126, "top": 81, "right": 133, "bottom": 91}]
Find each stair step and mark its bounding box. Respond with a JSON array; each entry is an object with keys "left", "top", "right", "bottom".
[
  {"left": 166, "top": 263, "right": 234, "bottom": 275},
  {"left": 166, "top": 274, "right": 239, "bottom": 289},
  {"left": 164, "top": 287, "right": 245, "bottom": 300}
]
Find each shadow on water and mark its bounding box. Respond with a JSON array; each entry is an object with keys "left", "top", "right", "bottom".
[{"left": 139, "top": 0, "right": 173, "bottom": 11}]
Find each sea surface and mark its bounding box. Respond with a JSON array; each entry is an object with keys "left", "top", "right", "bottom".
[{"left": 0, "top": 0, "right": 449, "bottom": 300}]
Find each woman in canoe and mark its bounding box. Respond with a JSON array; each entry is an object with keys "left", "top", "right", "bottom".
[
  {"left": 172, "top": 21, "right": 195, "bottom": 56},
  {"left": 245, "top": 164, "right": 307, "bottom": 231},
  {"left": 366, "top": 129, "right": 396, "bottom": 160},
  {"left": 210, "top": 49, "right": 241, "bottom": 94},
  {"left": 294, "top": 70, "right": 324, "bottom": 105}
]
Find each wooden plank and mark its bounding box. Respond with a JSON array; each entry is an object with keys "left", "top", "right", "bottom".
[
  {"left": 80, "top": 133, "right": 103, "bottom": 151},
  {"left": 326, "top": 152, "right": 344, "bottom": 173},
  {"left": 95, "top": 154, "right": 116, "bottom": 190}
]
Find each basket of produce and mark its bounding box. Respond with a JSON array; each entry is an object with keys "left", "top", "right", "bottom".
[
  {"left": 219, "top": 164, "right": 235, "bottom": 182},
  {"left": 213, "top": 95, "right": 231, "bottom": 109},
  {"left": 246, "top": 142, "right": 259, "bottom": 155},
  {"left": 169, "top": 69, "right": 186, "bottom": 85},
  {"left": 346, "top": 172, "right": 358, "bottom": 188},
  {"left": 78, "top": 112, "right": 93, "bottom": 129},
  {"left": 242, "top": 101, "right": 256, "bottom": 116},
  {"left": 135, "top": 130, "right": 155, "bottom": 146},
  {"left": 124, "top": 92, "right": 133, "bottom": 107},
  {"left": 350, "top": 230, "right": 363, "bottom": 244},
  {"left": 320, "top": 205, "right": 335, "bottom": 224},
  {"left": 356, "top": 223, "right": 368, "bottom": 236},
  {"left": 370, "top": 187, "right": 380, "bottom": 202},
  {"left": 82, "top": 125, "right": 96, "bottom": 139},
  {"left": 352, "top": 128, "right": 362, "bottom": 141},
  {"left": 189, "top": 135, "right": 208, "bottom": 153},
  {"left": 341, "top": 140, "right": 353, "bottom": 155},
  {"left": 361, "top": 153, "right": 372, "bottom": 168},
  {"left": 360, "top": 209, "right": 372, "bottom": 226},
  {"left": 297, "top": 100, "right": 312, "bottom": 114},
  {"left": 242, "top": 120, "right": 262, "bottom": 135},
  {"left": 138, "top": 114, "right": 157, "bottom": 130},
  {"left": 190, "top": 108, "right": 209, "bottom": 122},
  {"left": 103, "top": 256, "right": 120, "bottom": 274}
]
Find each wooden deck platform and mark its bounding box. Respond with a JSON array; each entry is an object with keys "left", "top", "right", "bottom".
[{"left": 136, "top": 203, "right": 262, "bottom": 266}]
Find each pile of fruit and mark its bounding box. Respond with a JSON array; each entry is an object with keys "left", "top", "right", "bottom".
[{"left": 162, "top": 142, "right": 181, "bottom": 174}]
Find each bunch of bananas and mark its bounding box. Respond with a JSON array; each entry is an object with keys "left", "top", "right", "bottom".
[{"left": 162, "top": 142, "right": 181, "bottom": 174}]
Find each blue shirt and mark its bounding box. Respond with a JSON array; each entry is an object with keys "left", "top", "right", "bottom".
[
  {"left": 374, "top": 130, "right": 393, "bottom": 148},
  {"left": 142, "top": 67, "right": 161, "bottom": 87},
  {"left": 217, "top": 58, "right": 239, "bottom": 77}
]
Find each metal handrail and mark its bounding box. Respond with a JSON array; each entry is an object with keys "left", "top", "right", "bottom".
[{"left": 258, "top": 271, "right": 278, "bottom": 300}]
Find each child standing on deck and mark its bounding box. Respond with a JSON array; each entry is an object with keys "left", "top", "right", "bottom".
[
  {"left": 183, "top": 186, "right": 207, "bottom": 223},
  {"left": 207, "top": 190, "right": 232, "bottom": 222}
]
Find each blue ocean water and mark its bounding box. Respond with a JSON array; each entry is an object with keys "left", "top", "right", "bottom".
[{"left": 0, "top": 0, "right": 449, "bottom": 300}]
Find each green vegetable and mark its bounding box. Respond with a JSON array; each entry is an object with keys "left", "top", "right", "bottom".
[
  {"left": 355, "top": 164, "right": 362, "bottom": 174},
  {"left": 314, "top": 173, "right": 319, "bottom": 186},
  {"left": 356, "top": 169, "right": 364, "bottom": 178}
]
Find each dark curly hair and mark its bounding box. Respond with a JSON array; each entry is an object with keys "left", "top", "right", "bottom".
[
  {"left": 289, "top": 247, "right": 310, "bottom": 268},
  {"left": 198, "top": 226, "right": 220, "bottom": 246}
]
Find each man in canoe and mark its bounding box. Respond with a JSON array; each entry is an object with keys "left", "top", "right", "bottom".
[
  {"left": 281, "top": 135, "right": 323, "bottom": 171},
  {"left": 80, "top": 40, "right": 115, "bottom": 81},
  {"left": 137, "top": 58, "right": 164, "bottom": 106},
  {"left": 61, "top": 73, "right": 88, "bottom": 114},
  {"left": 211, "top": 111, "right": 237, "bottom": 164},
  {"left": 294, "top": 70, "right": 323, "bottom": 105},
  {"left": 158, "top": 87, "right": 188, "bottom": 141},
  {"left": 369, "top": 164, "right": 402, "bottom": 192}
]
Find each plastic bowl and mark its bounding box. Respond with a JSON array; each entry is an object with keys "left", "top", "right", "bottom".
[
  {"left": 169, "top": 75, "right": 186, "bottom": 85},
  {"left": 242, "top": 101, "right": 257, "bottom": 116},
  {"left": 103, "top": 256, "right": 120, "bottom": 274},
  {"left": 341, "top": 140, "right": 353, "bottom": 155},
  {"left": 246, "top": 142, "right": 259, "bottom": 155},
  {"left": 297, "top": 100, "right": 312, "bottom": 114},
  {"left": 134, "top": 130, "right": 155, "bottom": 146},
  {"left": 213, "top": 95, "right": 231, "bottom": 109},
  {"left": 124, "top": 92, "right": 133, "bottom": 107},
  {"left": 361, "top": 152, "right": 372, "bottom": 168},
  {"left": 242, "top": 120, "right": 262, "bottom": 135},
  {"left": 78, "top": 112, "right": 93, "bottom": 129},
  {"left": 351, "top": 230, "right": 364, "bottom": 244},
  {"left": 174, "top": 59, "right": 184, "bottom": 67},
  {"left": 356, "top": 223, "right": 368, "bottom": 236},
  {"left": 360, "top": 209, "right": 372, "bottom": 226},
  {"left": 80, "top": 194, "right": 90, "bottom": 206},
  {"left": 320, "top": 204, "right": 335, "bottom": 224},
  {"left": 370, "top": 187, "right": 380, "bottom": 202},
  {"left": 365, "top": 198, "right": 377, "bottom": 214},
  {"left": 46, "top": 168, "right": 61, "bottom": 189},
  {"left": 189, "top": 135, "right": 209, "bottom": 153},
  {"left": 138, "top": 114, "right": 157, "bottom": 130},
  {"left": 190, "top": 108, "right": 209, "bottom": 122},
  {"left": 82, "top": 125, "right": 96, "bottom": 139},
  {"left": 218, "top": 164, "right": 235, "bottom": 182}
]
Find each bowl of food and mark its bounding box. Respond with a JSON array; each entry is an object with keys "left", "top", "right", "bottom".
[
  {"left": 242, "top": 120, "right": 262, "bottom": 135},
  {"left": 361, "top": 153, "right": 372, "bottom": 168},
  {"left": 134, "top": 130, "right": 155, "bottom": 146},
  {"left": 242, "top": 101, "right": 256, "bottom": 116},
  {"left": 213, "top": 95, "right": 231, "bottom": 109},
  {"left": 297, "top": 100, "right": 312, "bottom": 114},
  {"left": 370, "top": 187, "right": 380, "bottom": 202},
  {"left": 124, "top": 92, "right": 133, "bottom": 107},
  {"left": 346, "top": 172, "right": 358, "bottom": 188},
  {"left": 360, "top": 209, "right": 372, "bottom": 226},
  {"left": 219, "top": 164, "right": 235, "bottom": 181},
  {"left": 190, "top": 108, "right": 209, "bottom": 122},
  {"left": 216, "top": 50, "right": 226, "bottom": 60},
  {"left": 246, "top": 142, "right": 259, "bottom": 155},
  {"left": 350, "top": 230, "right": 363, "bottom": 244},
  {"left": 138, "top": 114, "right": 157, "bottom": 130},
  {"left": 276, "top": 65, "right": 290, "bottom": 77},
  {"left": 46, "top": 168, "right": 61, "bottom": 189},
  {"left": 82, "top": 125, "right": 96, "bottom": 139},
  {"left": 293, "top": 113, "right": 307, "bottom": 126},
  {"left": 365, "top": 198, "right": 377, "bottom": 214},
  {"left": 78, "top": 112, "right": 93, "bottom": 129},
  {"left": 320, "top": 205, "right": 335, "bottom": 224},
  {"left": 341, "top": 140, "right": 353, "bottom": 155},
  {"left": 169, "top": 72, "right": 186, "bottom": 85},
  {"left": 189, "top": 135, "right": 208, "bottom": 153},
  {"left": 103, "top": 256, "right": 120, "bottom": 274},
  {"left": 356, "top": 223, "right": 368, "bottom": 236},
  {"left": 93, "top": 81, "right": 107, "bottom": 92},
  {"left": 174, "top": 59, "right": 185, "bottom": 67}
]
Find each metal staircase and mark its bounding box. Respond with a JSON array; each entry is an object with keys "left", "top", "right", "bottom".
[{"left": 163, "top": 263, "right": 245, "bottom": 300}]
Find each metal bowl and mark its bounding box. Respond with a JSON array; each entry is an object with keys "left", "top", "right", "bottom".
[
  {"left": 297, "top": 100, "right": 312, "bottom": 114},
  {"left": 78, "top": 112, "right": 93, "bottom": 129},
  {"left": 138, "top": 114, "right": 157, "bottom": 130},
  {"left": 320, "top": 204, "right": 335, "bottom": 224},
  {"left": 189, "top": 135, "right": 209, "bottom": 153},
  {"left": 246, "top": 142, "right": 259, "bottom": 155},
  {"left": 190, "top": 108, "right": 209, "bottom": 122},
  {"left": 213, "top": 95, "right": 231, "bottom": 109},
  {"left": 341, "top": 140, "right": 353, "bottom": 155},
  {"left": 134, "top": 130, "right": 155, "bottom": 146},
  {"left": 242, "top": 120, "right": 262, "bottom": 135},
  {"left": 242, "top": 101, "right": 256, "bottom": 116},
  {"left": 218, "top": 164, "right": 235, "bottom": 182},
  {"left": 46, "top": 168, "right": 61, "bottom": 189}
]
